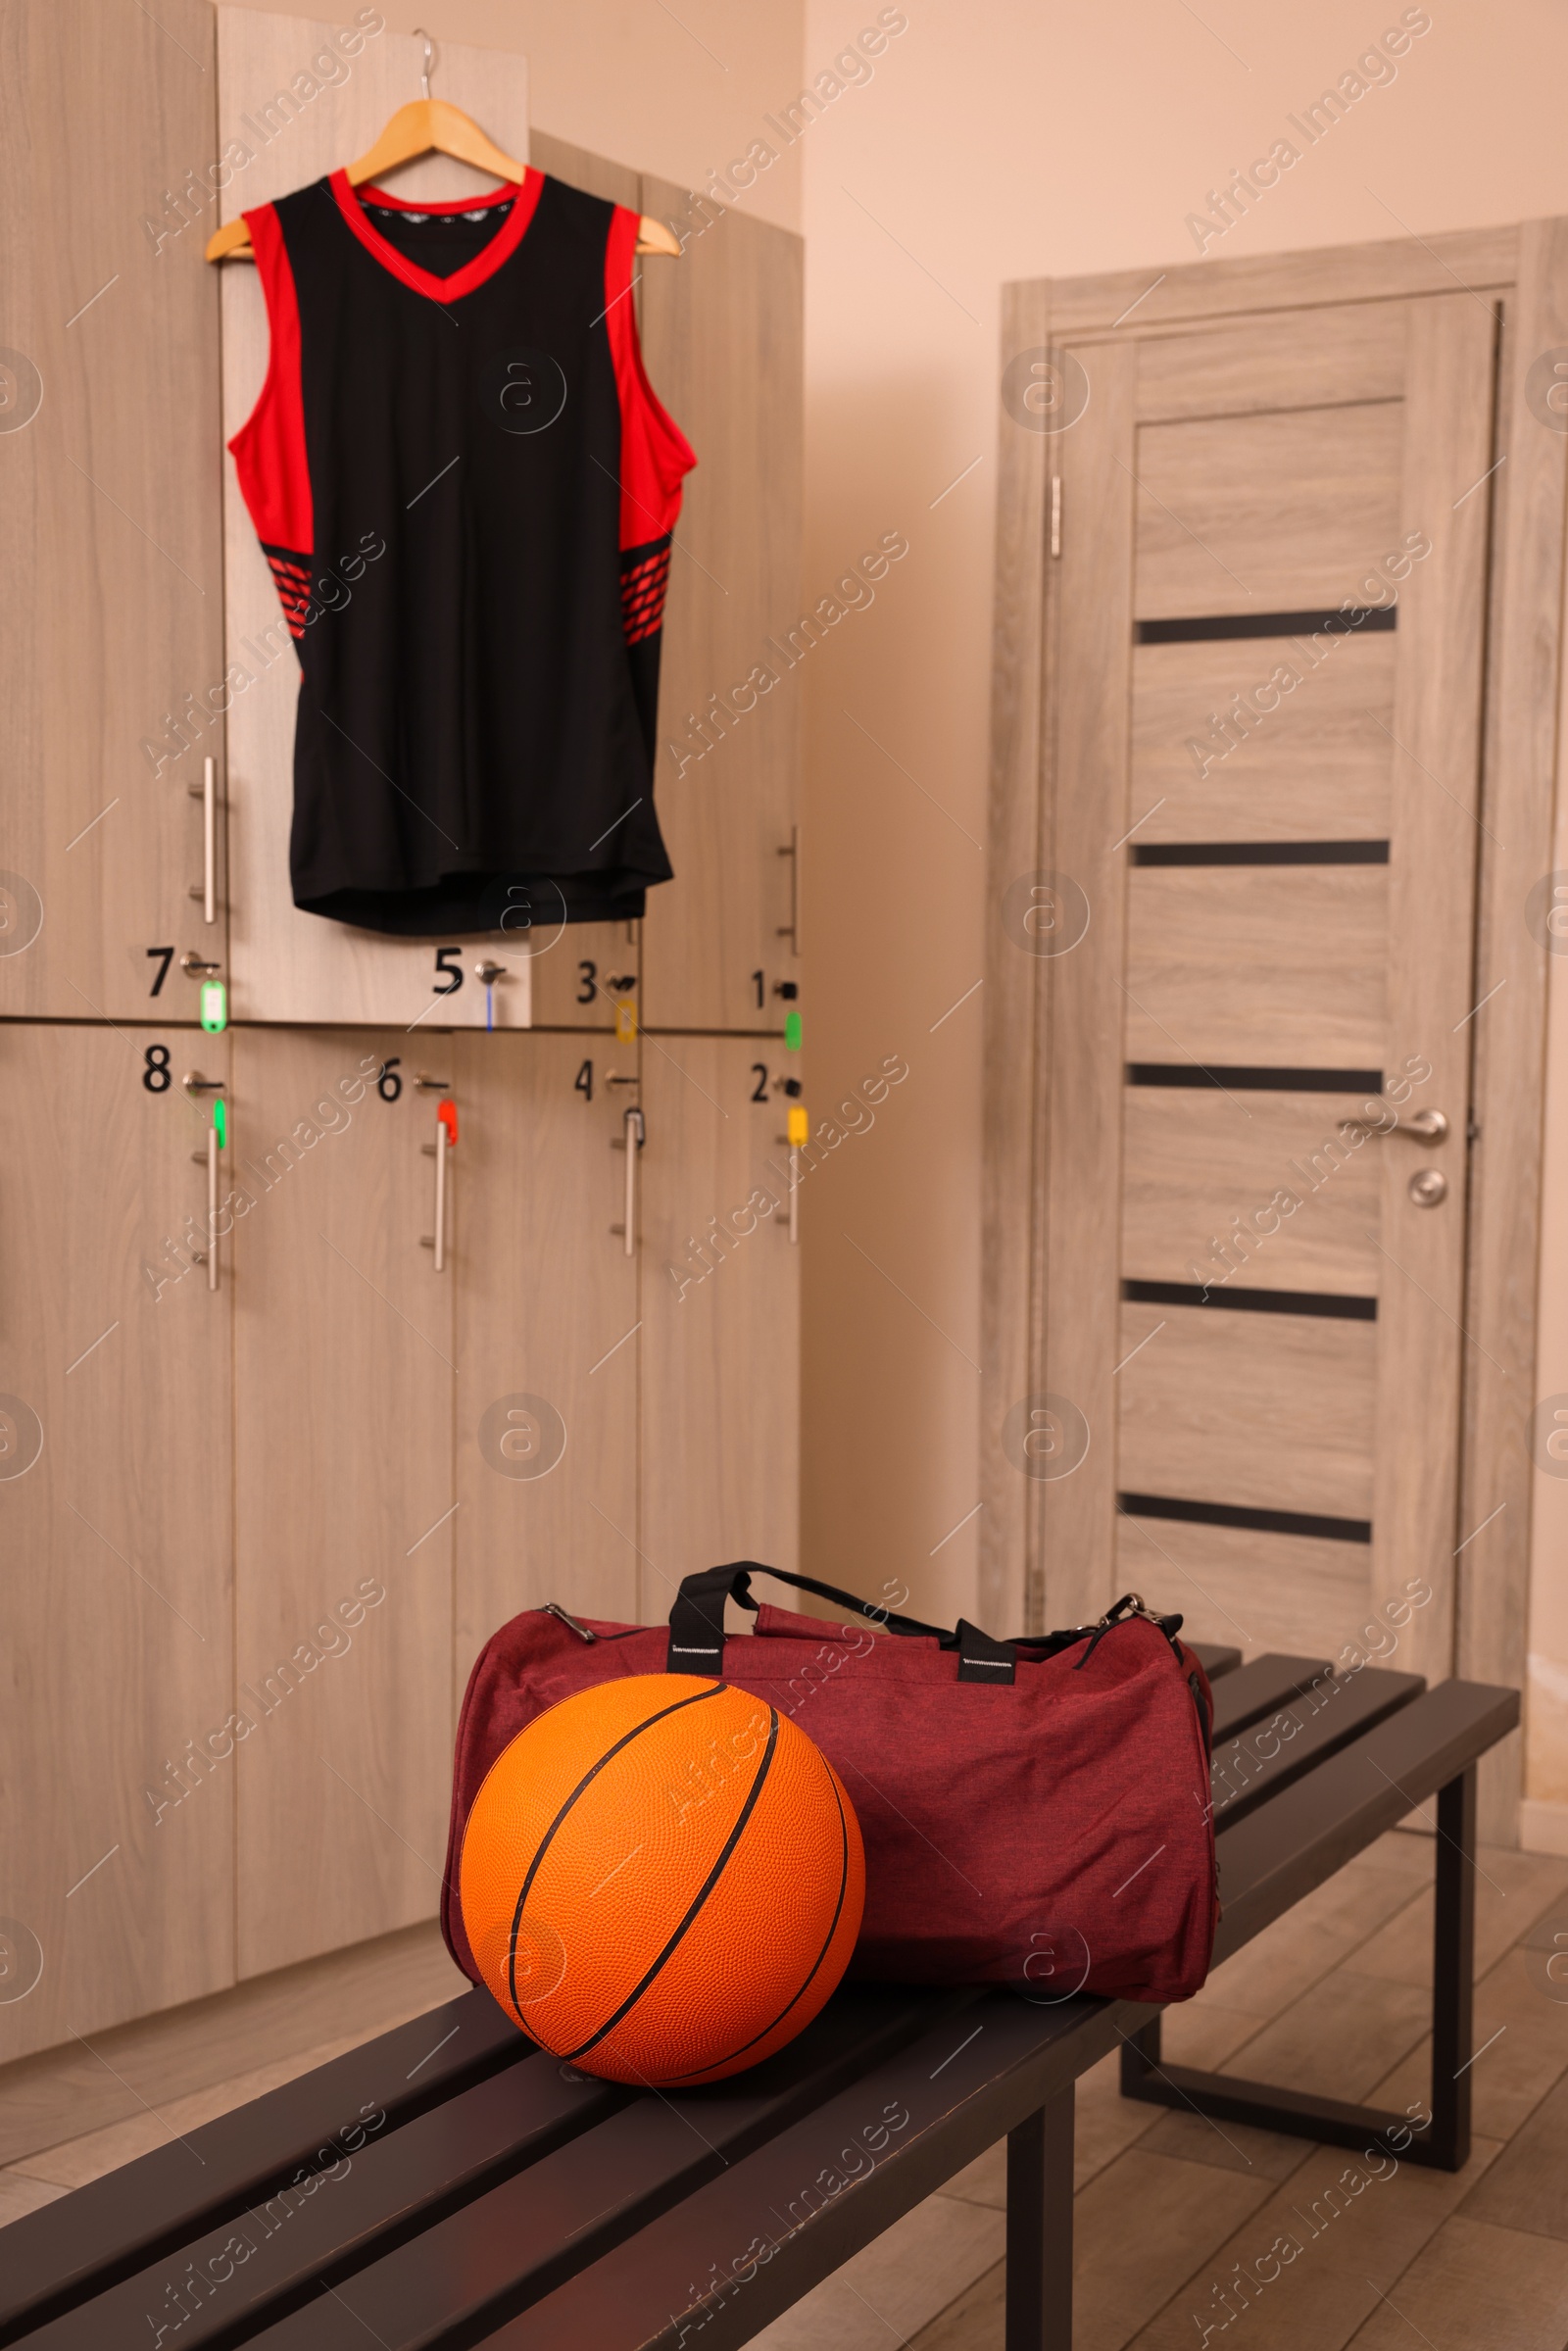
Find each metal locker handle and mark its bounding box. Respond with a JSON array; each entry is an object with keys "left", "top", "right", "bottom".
[
  {"left": 622, "top": 1106, "right": 645, "bottom": 1257},
  {"left": 207, "top": 1127, "right": 220, "bottom": 1291},
  {"left": 187, "top": 756, "right": 217, "bottom": 923},
  {"left": 419, "top": 1124, "right": 449, "bottom": 1270}
]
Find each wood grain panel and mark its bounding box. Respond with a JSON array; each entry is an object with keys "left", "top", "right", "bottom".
[
  {"left": 1131, "top": 628, "right": 1395, "bottom": 842},
  {"left": 1461, "top": 220, "right": 1568, "bottom": 1842},
  {"left": 0, "top": 1024, "right": 233, "bottom": 2061},
  {"left": 1136, "top": 305, "right": 1406, "bottom": 423},
  {"left": 980, "top": 279, "right": 1051, "bottom": 1632},
  {"left": 1134, "top": 402, "right": 1404, "bottom": 619},
  {"left": 1035, "top": 340, "right": 1142, "bottom": 1630},
  {"left": 451, "top": 1032, "right": 638, "bottom": 1691},
  {"left": 0, "top": 0, "right": 224, "bottom": 1022},
  {"left": 639, "top": 1038, "right": 799, "bottom": 1599},
  {"left": 1121, "top": 1087, "right": 1383, "bottom": 1295},
  {"left": 1123, "top": 864, "right": 1388, "bottom": 1066},
  {"left": 1115, "top": 1300, "right": 1378, "bottom": 1518},
  {"left": 218, "top": 11, "right": 535, "bottom": 1026},
  {"left": 1370, "top": 294, "right": 1496, "bottom": 1694},
  {"left": 638, "top": 179, "right": 803, "bottom": 1032},
  {"left": 230, "top": 1027, "right": 455, "bottom": 1978},
  {"left": 1116, "top": 1513, "right": 1370, "bottom": 1663},
  {"left": 1046, "top": 225, "right": 1519, "bottom": 338}
]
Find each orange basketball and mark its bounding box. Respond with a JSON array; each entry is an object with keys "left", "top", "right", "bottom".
[{"left": 458, "top": 1674, "right": 864, "bottom": 2085}]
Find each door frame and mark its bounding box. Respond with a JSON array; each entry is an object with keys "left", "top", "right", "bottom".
[{"left": 980, "top": 221, "right": 1568, "bottom": 1844}]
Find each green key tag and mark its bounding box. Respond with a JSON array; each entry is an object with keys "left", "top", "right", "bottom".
[
  {"left": 214, "top": 1098, "right": 226, "bottom": 1151},
  {"left": 783, "top": 1009, "right": 803, "bottom": 1052},
  {"left": 200, "top": 979, "right": 227, "bottom": 1034}
]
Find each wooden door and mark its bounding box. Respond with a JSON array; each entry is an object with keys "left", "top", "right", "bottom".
[
  {"left": 229, "top": 1026, "right": 455, "bottom": 1976},
  {"left": 1026, "top": 294, "right": 1495, "bottom": 1684},
  {"left": 0, "top": 1024, "right": 234, "bottom": 2059},
  {"left": 216, "top": 10, "right": 535, "bottom": 1028},
  {"left": 639, "top": 1036, "right": 800, "bottom": 1591},
  {"left": 451, "top": 1031, "right": 639, "bottom": 1687},
  {"left": 0, "top": 0, "right": 225, "bottom": 1023},
  {"left": 638, "top": 181, "right": 804, "bottom": 1034}
]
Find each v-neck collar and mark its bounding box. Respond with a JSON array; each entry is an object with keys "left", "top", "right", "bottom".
[{"left": 329, "top": 168, "right": 544, "bottom": 305}]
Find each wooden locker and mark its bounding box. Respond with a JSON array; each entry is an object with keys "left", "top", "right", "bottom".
[
  {"left": 638, "top": 179, "right": 804, "bottom": 1033},
  {"left": 0, "top": 0, "right": 226, "bottom": 1023},
  {"left": 229, "top": 1027, "right": 455, "bottom": 1977},
  {"left": 639, "top": 1036, "right": 800, "bottom": 1592},
  {"left": 451, "top": 1032, "right": 640, "bottom": 1688},
  {"left": 0, "top": 1024, "right": 233, "bottom": 2059}
]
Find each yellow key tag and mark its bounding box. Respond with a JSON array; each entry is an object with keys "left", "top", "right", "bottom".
[
  {"left": 614, "top": 997, "right": 638, "bottom": 1044},
  {"left": 787, "top": 1105, "right": 809, "bottom": 1148}
]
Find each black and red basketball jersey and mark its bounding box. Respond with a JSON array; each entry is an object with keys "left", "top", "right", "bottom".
[{"left": 229, "top": 169, "right": 696, "bottom": 934}]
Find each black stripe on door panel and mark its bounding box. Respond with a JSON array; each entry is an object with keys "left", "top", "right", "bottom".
[
  {"left": 1122, "top": 1280, "right": 1377, "bottom": 1320},
  {"left": 1131, "top": 840, "right": 1390, "bottom": 868},
  {"left": 1135, "top": 607, "right": 1399, "bottom": 647},
  {"left": 1118, "top": 1493, "right": 1373, "bottom": 1544},
  {"left": 1126, "top": 1064, "right": 1384, "bottom": 1093}
]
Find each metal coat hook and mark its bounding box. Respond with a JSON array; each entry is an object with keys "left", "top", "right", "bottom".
[{"left": 411, "top": 25, "right": 436, "bottom": 98}]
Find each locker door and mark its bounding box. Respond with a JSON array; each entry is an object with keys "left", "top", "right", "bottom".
[
  {"left": 1037, "top": 294, "right": 1494, "bottom": 1679},
  {"left": 0, "top": 0, "right": 225, "bottom": 1021},
  {"left": 452, "top": 1033, "right": 639, "bottom": 1683},
  {"left": 229, "top": 1028, "right": 455, "bottom": 1977},
  {"left": 0, "top": 1024, "right": 233, "bottom": 2060},
  {"left": 216, "top": 11, "right": 534, "bottom": 1027},
  {"left": 638, "top": 182, "right": 804, "bottom": 1032},
  {"left": 639, "top": 1037, "right": 800, "bottom": 1584}
]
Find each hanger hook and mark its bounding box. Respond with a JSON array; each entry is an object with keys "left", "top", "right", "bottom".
[{"left": 411, "top": 25, "right": 435, "bottom": 99}]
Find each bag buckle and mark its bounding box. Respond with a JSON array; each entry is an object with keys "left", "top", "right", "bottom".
[{"left": 541, "top": 1602, "right": 597, "bottom": 1642}]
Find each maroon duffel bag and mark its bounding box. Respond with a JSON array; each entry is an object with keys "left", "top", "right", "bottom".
[{"left": 441, "top": 1565, "right": 1219, "bottom": 2004}]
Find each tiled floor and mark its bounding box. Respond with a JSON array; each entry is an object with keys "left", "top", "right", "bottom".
[{"left": 2, "top": 1834, "right": 1566, "bottom": 2350}]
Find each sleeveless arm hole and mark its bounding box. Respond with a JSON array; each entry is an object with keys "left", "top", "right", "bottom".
[
  {"left": 226, "top": 202, "right": 315, "bottom": 587},
  {"left": 604, "top": 204, "right": 697, "bottom": 552}
]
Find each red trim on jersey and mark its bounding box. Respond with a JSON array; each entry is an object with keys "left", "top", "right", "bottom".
[
  {"left": 358, "top": 182, "right": 518, "bottom": 216},
  {"left": 228, "top": 202, "right": 314, "bottom": 563},
  {"left": 604, "top": 204, "right": 697, "bottom": 551},
  {"left": 330, "top": 167, "right": 543, "bottom": 305}
]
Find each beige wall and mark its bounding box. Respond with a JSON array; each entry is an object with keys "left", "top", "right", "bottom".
[{"left": 222, "top": 0, "right": 806, "bottom": 231}]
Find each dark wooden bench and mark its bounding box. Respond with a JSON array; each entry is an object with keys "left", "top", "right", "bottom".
[{"left": 0, "top": 1650, "right": 1517, "bottom": 2351}]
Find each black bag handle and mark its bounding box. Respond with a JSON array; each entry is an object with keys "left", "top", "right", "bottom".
[
  {"left": 665, "top": 1568, "right": 1182, "bottom": 1689},
  {"left": 664, "top": 1562, "right": 947, "bottom": 1675}
]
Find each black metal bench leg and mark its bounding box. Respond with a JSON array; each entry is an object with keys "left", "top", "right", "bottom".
[
  {"left": 1427, "top": 1760, "right": 1476, "bottom": 2169},
  {"left": 1005, "top": 2084, "right": 1074, "bottom": 2351},
  {"left": 1118, "top": 1762, "right": 1478, "bottom": 2172}
]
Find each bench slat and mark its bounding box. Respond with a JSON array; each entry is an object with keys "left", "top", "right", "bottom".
[
  {"left": 1213, "top": 1677, "right": 1519, "bottom": 1956},
  {"left": 1212, "top": 1667, "right": 1424, "bottom": 1825},
  {"left": 17, "top": 2048, "right": 628, "bottom": 2351},
  {"left": 231, "top": 1987, "right": 968, "bottom": 2350},
  {"left": 0, "top": 1988, "right": 524, "bottom": 2345},
  {"left": 1207, "top": 1653, "right": 1333, "bottom": 1740},
  {"left": 482, "top": 1991, "right": 1139, "bottom": 2351}
]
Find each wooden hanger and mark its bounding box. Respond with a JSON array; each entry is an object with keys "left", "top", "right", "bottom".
[{"left": 205, "top": 28, "right": 679, "bottom": 263}]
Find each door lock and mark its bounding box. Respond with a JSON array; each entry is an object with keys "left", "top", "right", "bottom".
[{"left": 1409, "top": 1168, "right": 1447, "bottom": 1206}]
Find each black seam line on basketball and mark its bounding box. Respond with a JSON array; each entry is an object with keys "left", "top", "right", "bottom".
[
  {"left": 667, "top": 1756, "right": 854, "bottom": 2084},
  {"left": 1126, "top": 1063, "right": 1384, "bottom": 1094},
  {"left": 1121, "top": 1280, "right": 1377, "bottom": 1321},
  {"left": 564, "top": 1705, "right": 783, "bottom": 2063},
  {"left": 504, "top": 1684, "right": 726, "bottom": 2024},
  {"left": 1134, "top": 606, "right": 1398, "bottom": 645},
  {"left": 1117, "top": 1492, "right": 1373, "bottom": 1544},
  {"left": 1130, "top": 839, "right": 1390, "bottom": 867}
]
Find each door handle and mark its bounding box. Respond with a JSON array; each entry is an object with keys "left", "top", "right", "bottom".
[
  {"left": 187, "top": 755, "right": 218, "bottom": 924},
  {"left": 420, "top": 1098, "right": 458, "bottom": 1270},
  {"left": 1338, "top": 1105, "right": 1449, "bottom": 1144},
  {"left": 188, "top": 1123, "right": 220, "bottom": 1290}
]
